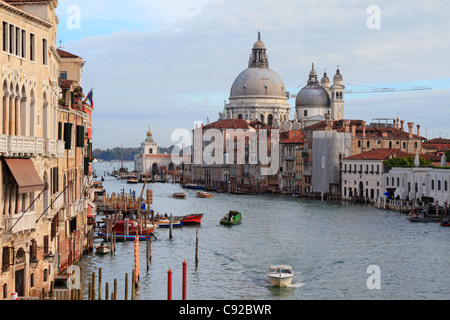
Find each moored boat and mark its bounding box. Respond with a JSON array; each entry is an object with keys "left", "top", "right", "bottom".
[
  {"left": 220, "top": 211, "right": 242, "bottom": 226},
  {"left": 172, "top": 192, "right": 187, "bottom": 199},
  {"left": 95, "top": 243, "right": 111, "bottom": 254},
  {"left": 174, "top": 214, "right": 203, "bottom": 225},
  {"left": 154, "top": 218, "right": 183, "bottom": 228},
  {"left": 440, "top": 219, "right": 450, "bottom": 227},
  {"left": 182, "top": 184, "right": 203, "bottom": 190},
  {"left": 267, "top": 265, "right": 294, "bottom": 287},
  {"left": 197, "top": 191, "right": 213, "bottom": 198}
]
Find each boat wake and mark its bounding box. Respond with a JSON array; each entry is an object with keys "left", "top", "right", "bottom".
[{"left": 287, "top": 282, "right": 306, "bottom": 289}]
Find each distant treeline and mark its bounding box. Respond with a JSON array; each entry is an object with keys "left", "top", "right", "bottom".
[{"left": 93, "top": 146, "right": 174, "bottom": 161}]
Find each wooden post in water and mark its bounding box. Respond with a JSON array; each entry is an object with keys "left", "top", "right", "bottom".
[
  {"left": 98, "top": 268, "right": 102, "bottom": 300},
  {"left": 91, "top": 272, "right": 96, "bottom": 300},
  {"left": 105, "top": 282, "right": 109, "bottom": 301},
  {"left": 167, "top": 267, "right": 172, "bottom": 300},
  {"left": 195, "top": 229, "right": 199, "bottom": 267},
  {"left": 169, "top": 214, "right": 173, "bottom": 239},
  {"left": 125, "top": 273, "right": 128, "bottom": 300},
  {"left": 114, "top": 278, "right": 117, "bottom": 300}
]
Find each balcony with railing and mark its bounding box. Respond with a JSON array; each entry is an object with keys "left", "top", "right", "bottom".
[
  {"left": 2, "top": 211, "right": 37, "bottom": 235},
  {"left": 0, "top": 134, "right": 65, "bottom": 158}
]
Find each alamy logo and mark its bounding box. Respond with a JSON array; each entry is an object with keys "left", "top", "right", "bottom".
[
  {"left": 171, "top": 125, "right": 280, "bottom": 176},
  {"left": 366, "top": 265, "right": 381, "bottom": 290},
  {"left": 67, "top": 265, "right": 82, "bottom": 290},
  {"left": 366, "top": 5, "right": 381, "bottom": 30}
]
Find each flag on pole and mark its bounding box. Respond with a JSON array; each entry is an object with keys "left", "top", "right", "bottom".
[{"left": 85, "top": 89, "right": 94, "bottom": 109}]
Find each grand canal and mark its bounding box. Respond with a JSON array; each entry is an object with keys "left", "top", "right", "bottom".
[{"left": 76, "top": 161, "right": 450, "bottom": 300}]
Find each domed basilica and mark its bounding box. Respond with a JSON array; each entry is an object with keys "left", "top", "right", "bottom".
[{"left": 222, "top": 33, "right": 345, "bottom": 130}]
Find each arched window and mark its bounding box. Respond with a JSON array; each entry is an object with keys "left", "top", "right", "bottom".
[
  {"left": 267, "top": 114, "right": 273, "bottom": 126},
  {"left": 238, "top": 114, "right": 243, "bottom": 120}
]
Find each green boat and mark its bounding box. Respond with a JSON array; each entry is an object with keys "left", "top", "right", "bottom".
[{"left": 220, "top": 211, "right": 242, "bottom": 226}]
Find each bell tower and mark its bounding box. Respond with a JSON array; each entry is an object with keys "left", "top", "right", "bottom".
[{"left": 330, "top": 67, "right": 345, "bottom": 121}]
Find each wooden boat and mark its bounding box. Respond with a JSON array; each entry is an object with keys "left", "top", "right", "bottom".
[
  {"left": 172, "top": 192, "right": 187, "bottom": 199},
  {"left": 408, "top": 213, "right": 442, "bottom": 223},
  {"left": 97, "top": 233, "right": 155, "bottom": 241},
  {"left": 267, "top": 265, "right": 294, "bottom": 287},
  {"left": 95, "top": 243, "right": 111, "bottom": 254},
  {"left": 154, "top": 218, "right": 183, "bottom": 228},
  {"left": 126, "top": 177, "right": 139, "bottom": 184},
  {"left": 174, "top": 214, "right": 203, "bottom": 225},
  {"left": 197, "top": 191, "right": 213, "bottom": 198},
  {"left": 97, "top": 220, "right": 155, "bottom": 241},
  {"left": 220, "top": 211, "right": 242, "bottom": 226},
  {"left": 440, "top": 219, "right": 450, "bottom": 227}
]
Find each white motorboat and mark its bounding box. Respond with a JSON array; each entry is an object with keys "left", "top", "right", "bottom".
[
  {"left": 266, "top": 265, "right": 294, "bottom": 287},
  {"left": 95, "top": 243, "right": 111, "bottom": 254}
]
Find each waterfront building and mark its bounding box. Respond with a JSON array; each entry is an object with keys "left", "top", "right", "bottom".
[
  {"left": 384, "top": 167, "right": 450, "bottom": 208},
  {"left": 0, "top": 0, "right": 93, "bottom": 299},
  {"left": 134, "top": 126, "right": 177, "bottom": 178},
  {"left": 342, "top": 148, "right": 411, "bottom": 203},
  {"left": 183, "top": 118, "right": 279, "bottom": 193},
  {"left": 280, "top": 130, "right": 304, "bottom": 192},
  {"left": 301, "top": 117, "right": 425, "bottom": 196}
]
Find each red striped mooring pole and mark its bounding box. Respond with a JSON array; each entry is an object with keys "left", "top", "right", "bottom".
[
  {"left": 182, "top": 259, "right": 187, "bottom": 300},
  {"left": 167, "top": 267, "right": 172, "bottom": 300}
]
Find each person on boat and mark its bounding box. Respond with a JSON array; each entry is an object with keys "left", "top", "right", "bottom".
[{"left": 228, "top": 211, "right": 233, "bottom": 221}]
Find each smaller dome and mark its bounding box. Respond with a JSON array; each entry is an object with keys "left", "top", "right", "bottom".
[
  {"left": 296, "top": 84, "right": 330, "bottom": 108},
  {"left": 253, "top": 40, "right": 266, "bottom": 49},
  {"left": 333, "top": 68, "right": 343, "bottom": 83}
]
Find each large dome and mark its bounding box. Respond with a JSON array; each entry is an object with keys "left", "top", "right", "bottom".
[
  {"left": 295, "top": 83, "right": 330, "bottom": 107},
  {"left": 230, "top": 67, "right": 287, "bottom": 99}
]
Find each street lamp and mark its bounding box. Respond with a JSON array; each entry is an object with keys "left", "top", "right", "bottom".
[{"left": 44, "top": 252, "right": 55, "bottom": 263}]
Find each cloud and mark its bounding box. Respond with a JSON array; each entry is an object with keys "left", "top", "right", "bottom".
[{"left": 58, "top": 0, "right": 450, "bottom": 148}]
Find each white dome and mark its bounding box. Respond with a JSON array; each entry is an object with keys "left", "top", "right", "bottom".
[{"left": 230, "top": 67, "right": 287, "bottom": 99}]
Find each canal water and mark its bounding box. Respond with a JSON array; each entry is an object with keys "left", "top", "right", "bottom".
[{"left": 76, "top": 161, "right": 450, "bottom": 300}]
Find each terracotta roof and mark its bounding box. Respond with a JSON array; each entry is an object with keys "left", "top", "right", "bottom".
[
  {"left": 423, "top": 138, "right": 450, "bottom": 145},
  {"left": 202, "top": 119, "right": 251, "bottom": 130},
  {"left": 305, "top": 119, "right": 424, "bottom": 139},
  {"left": 57, "top": 48, "right": 80, "bottom": 59},
  {"left": 281, "top": 131, "right": 304, "bottom": 144},
  {"left": 344, "top": 148, "right": 413, "bottom": 161},
  {"left": 3, "top": 0, "right": 51, "bottom": 2}
]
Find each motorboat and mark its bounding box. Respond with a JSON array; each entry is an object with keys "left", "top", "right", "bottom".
[
  {"left": 197, "top": 191, "right": 213, "bottom": 198},
  {"left": 175, "top": 214, "right": 203, "bottom": 225},
  {"left": 172, "top": 192, "right": 187, "bottom": 199},
  {"left": 220, "top": 211, "right": 242, "bottom": 226},
  {"left": 266, "top": 265, "right": 294, "bottom": 287},
  {"left": 126, "top": 177, "right": 139, "bottom": 184}
]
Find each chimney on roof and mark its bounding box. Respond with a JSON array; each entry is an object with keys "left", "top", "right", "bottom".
[
  {"left": 400, "top": 120, "right": 404, "bottom": 131},
  {"left": 408, "top": 122, "right": 414, "bottom": 138},
  {"left": 417, "top": 124, "right": 421, "bottom": 137},
  {"left": 344, "top": 120, "right": 350, "bottom": 133},
  {"left": 397, "top": 117, "right": 400, "bottom": 129},
  {"left": 351, "top": 125, "right": 356, "bottom": 137},
  {"left": 362, "top": 121, "right": 366, "bottom": 138}
]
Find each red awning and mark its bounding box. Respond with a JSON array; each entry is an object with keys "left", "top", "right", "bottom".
[{"left": 5, "top": 159, "right": 46, "bottom": 194}]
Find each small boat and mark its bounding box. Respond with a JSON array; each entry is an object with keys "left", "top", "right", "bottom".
[
  {"left": 173, "top": 192, "right": 187, "bottom": 199},
  {"left": 220, "top": 211, "right": 242, "bottom": 226},
  {"left": 95, "top": 243, "right": 111, "bottom": 254},
  {"left": 197, "top": 191, "right": 213, "bottom": 198},
  {"left": 154, "top": 218, "right": 183, "bottom": 228},
  {"left": 93, "top": 181, "right": 105, "bottom": 194},
  {"left": 97, "top": 233, "right": 156, "bottom": 241},
  {"left": 127, "top": 177, "right": 139, "bottom": 184},
  {"left": 440, "top": 219, "right": 450, "bottom": 227},
  {"left": 267, "top": 265, "right": 294, "bottom": 287},
  {"left": 182, "top": 184, "right": 203, "bottom": 190},
  {"left": 174, "top": 214, "right": 203, "bottom": 225}
]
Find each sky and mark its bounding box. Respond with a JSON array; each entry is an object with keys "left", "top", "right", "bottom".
[{"left": 55, "top": 0, "right": 450, "bottom": 149}]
